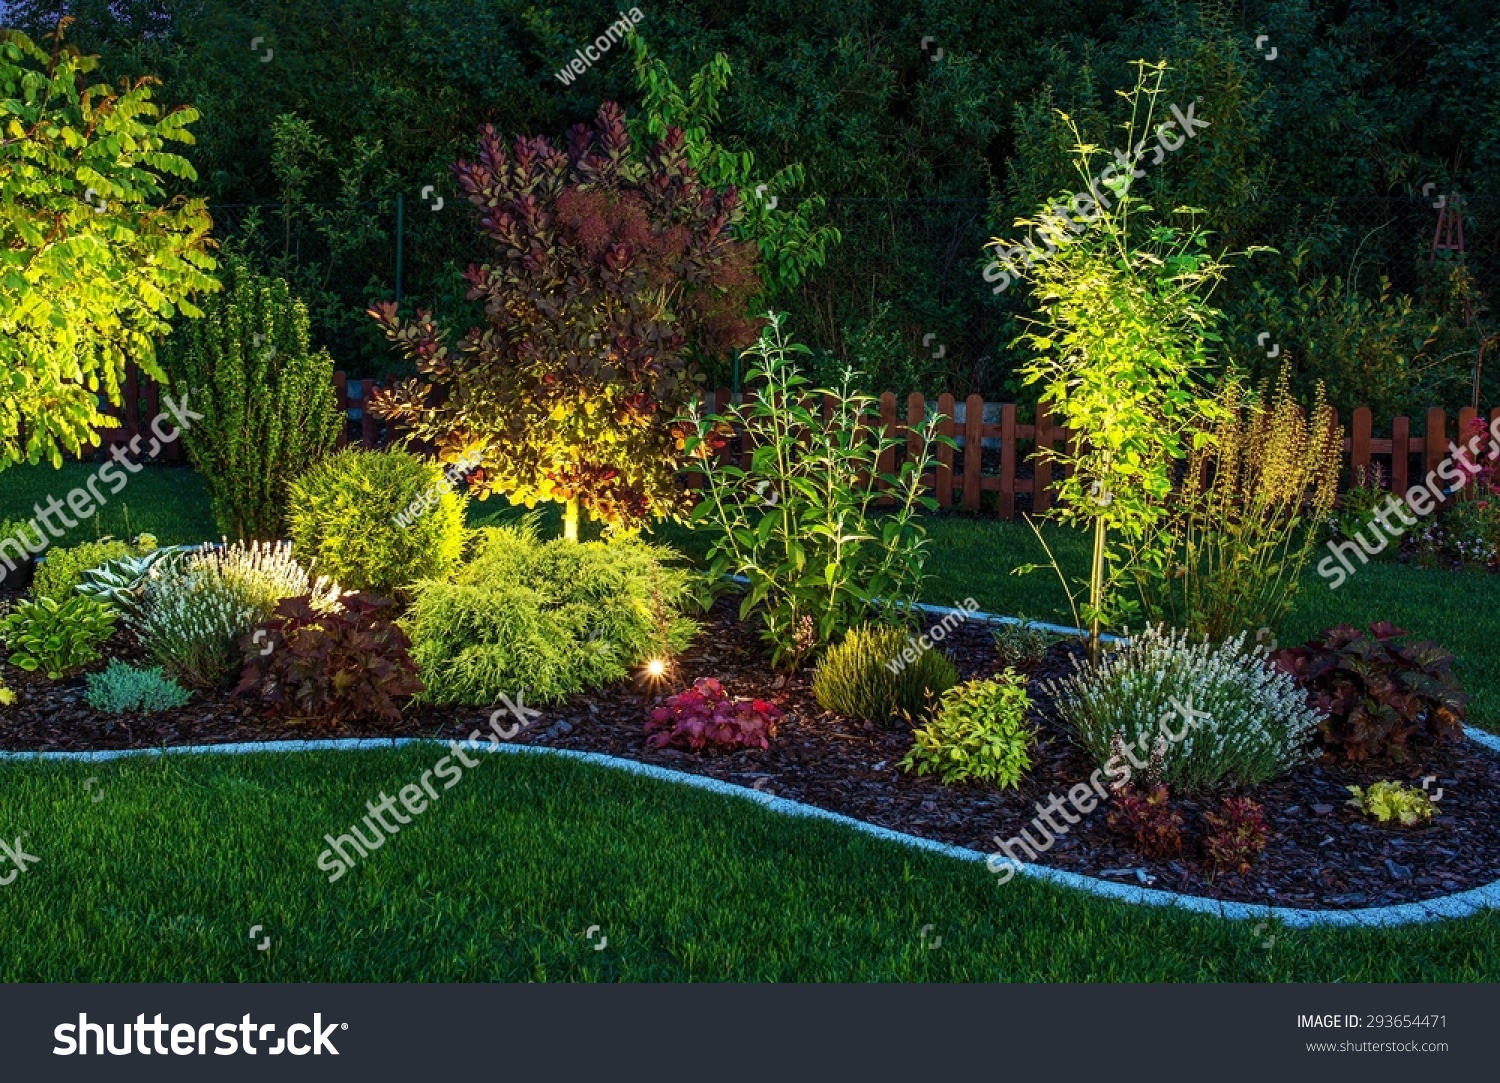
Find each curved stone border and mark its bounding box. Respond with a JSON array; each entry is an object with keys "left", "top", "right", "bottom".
[{"left": 4, "top": 729, "right": 1499, "bottom": 930}]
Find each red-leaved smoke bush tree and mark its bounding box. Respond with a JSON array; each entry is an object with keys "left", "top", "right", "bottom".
[{"left": 369, "top": 102, "right": 762, "bottom": 538}]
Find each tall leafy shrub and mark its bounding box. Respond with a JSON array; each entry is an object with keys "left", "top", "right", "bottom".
[
  {"left": 1001, "top": 63, "right": 1248, "bottom": 660},
  {"left": 0, "top": 24, "right": 217, "bottom": 470},
  {"left": 161, "top": 259, "right": 341, "bottom": 540},
  {"left": 369, "top": 102, "right": 762, "bottom": 541},
  {"left": 680, "top": 315, "right": 949, "bottom": 667}
]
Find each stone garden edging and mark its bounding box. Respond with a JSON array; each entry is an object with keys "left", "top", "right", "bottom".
[{"left": 4, "top": 726, "right": 1499, "bottom": 931}]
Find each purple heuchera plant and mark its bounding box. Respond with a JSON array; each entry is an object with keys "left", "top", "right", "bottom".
[{"left": 645, "top": 677, "right": 781, "bottom": 751}]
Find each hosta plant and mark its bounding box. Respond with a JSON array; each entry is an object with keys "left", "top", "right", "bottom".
[
  {"left": 644, "top": 677, "right": 781, "bottom": 751},
  {"left": 235, "top": 593, "right": 423, "bottom": 724},
  {"left": 77, "top": 545, "right": 198, "bottom": 619},
  {"left": 1203, "top": 795, "right": 1270, "bottom": 875},
  {"left": 1, "top": 595, "right": 117, "bottom": 678},
  {"left": 1346, "top": 780, "right": 1438, "bottom": 826},
  {"left": 901, "top": 670, "right": 1033, "bottom": 787},
  {"left": 85, "top": 660, "right": 191, "bottom": 713},
  {"left": 1272, "top": 623, "right": 1466, "bottom": 762}
]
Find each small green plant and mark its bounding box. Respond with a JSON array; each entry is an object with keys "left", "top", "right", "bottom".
[
  {"left": 681, "top": 315, "right": 951, "bottom": 667},
  {"left": 0, "top": 678, "right": 14, "bottom": 706},
  {"left": 811, "top": 624, "right": 958, "bottom": 724},
  {"left": 1326, "top": 465, "right": 1396, "bottom": 556},
  {"left": 1, "top": 595, "right": 117, "bottom": 679},
  {"left": 404, "top": 522, "right": 698, "bottom": 707},
  {"left": 30, "top": 538, "right": 133, "bottom": 603},
  {"left": 84, "top": 660, "right": 191, "bottom": 713},
  {"left": 993, "top": 617, "right": 1066, "bottom": 670},
  {"left": 1346, "top": 780, "right": 1438, "bottom": 826},
  {"left": 1203, "top": 795, "right": 1270, "bottom": 875},
  {"left": 901, "top": 670, "right": 1034, "bottom": 787},
  {"left": 287, "top": 447, "right": 468, "bottom": 596},
  {"left": 77, "top": 545, "right": 197, "bottom": 618}
]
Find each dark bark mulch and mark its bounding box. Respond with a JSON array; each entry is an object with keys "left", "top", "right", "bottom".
[{"left": 2, "top": 593, "right": 1496, "bottom": 911}]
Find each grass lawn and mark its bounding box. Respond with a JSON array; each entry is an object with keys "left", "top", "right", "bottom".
[
  {"left": 0, "top": 462, "right": 217, "bottom": 548},
  {"left": 2, "top": 746, "right": 1497, "bottom": 982}
]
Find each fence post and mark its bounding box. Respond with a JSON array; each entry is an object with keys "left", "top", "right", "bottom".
[
  {"left": 999, "top": 403, "right": 1016, "bottom": 520},
  {"left": 877, "top": 392, "right": 897, "bottom": 505},
  {"left": 936, "top": 393, "right": 955, "bottom": 507},
  {"left": 1351, "top": 407, "right": 1372, "bottom": 484},
  {"left": 906, "top": 393, "right": 925, "bottom": 488},
  {"left": 333, "top": 371, "right": 349, "bottom": 448},
  {"left": 1425, "top": 407, "right": 1448, "bottom": 504},
  {"left": 1390, "top": 416, "right": 1410, "bottom": 497},
  {"left": 361, "top": 383, "right": 380, "bottom": 448},
  {"left": 962, "top": 394, "right": 983, "bottom": 511}
]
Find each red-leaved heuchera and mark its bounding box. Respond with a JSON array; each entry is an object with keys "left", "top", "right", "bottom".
[{"left": 644, "top": 677, "right": 781, "bottom": 751}]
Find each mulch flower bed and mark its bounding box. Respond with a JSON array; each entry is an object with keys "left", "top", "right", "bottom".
[{"left": 3, "top": 591, "right": 1498, "bottom": 911}]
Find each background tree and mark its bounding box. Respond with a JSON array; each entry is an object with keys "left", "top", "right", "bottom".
[
  {"left": 0, "top": 21, "right": 216, "bottom": 470},
  {"left": 160, "top": 257, "right": 341, "bottom": 540},
  {"left": 370, "top": 102, "right": 762, "bottom": 540}
]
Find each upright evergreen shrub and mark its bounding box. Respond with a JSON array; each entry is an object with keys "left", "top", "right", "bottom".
[{"left": 161, "top": 259, "right": 341, "bottom": 540}]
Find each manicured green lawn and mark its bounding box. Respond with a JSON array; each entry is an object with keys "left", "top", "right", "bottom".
[
  {"left": 1, "top": 747, "right": 1496, "bottom": 982},
  {"left": 0, "top": 462, "right": 217, "bottom": 548}
]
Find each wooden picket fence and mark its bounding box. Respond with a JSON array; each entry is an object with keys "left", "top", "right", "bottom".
[{"left": 81, "top": 364, "right": 1497, "bottom": 519}]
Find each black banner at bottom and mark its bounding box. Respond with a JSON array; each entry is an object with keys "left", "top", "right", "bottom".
[{"left": 0, "top": 982, "right": 1493, "bottom": 1081}]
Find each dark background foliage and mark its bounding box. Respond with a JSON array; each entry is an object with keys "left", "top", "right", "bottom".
[{"left": 8, "top": 0, "right": 1499, "bottom": 417}]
